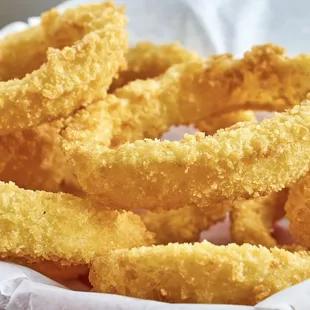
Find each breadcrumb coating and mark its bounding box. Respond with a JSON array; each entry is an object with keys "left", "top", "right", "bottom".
[
  {"left": 0, "top": 121, "right": 80, "bottom": 192},
  {"left": 231, "top": 190, "right": 288, "bottom": 247},
  {"left": 68, "top": 44, "right": 309, "bottom": 146},
  {"left": 109, "top": 41, "right": 198, "bottom": 92},
  {"left": 90, "top": 241, "right": 310, "bottom": 305},
  {"left": 140, "top": 203, "right": 228, "bottom": 244},
  {"left": 285, "top": 172, "right": 310, "bottom": 248},
  {"left": 63, "top": 102, "right": 310, "bottom": 211},
  {"left": 114, "top": 43, "right": 310, "bottom": 119},
  {"left": 0, "top": 3, "right": 127, "bottom": 134},
  {"left": 62, "top": 100, "right": 249, "bottom": 243},
  {"left": 139, "top": 114, "right": 256, "bottom": 244},
  {"left": 63, "top": 98, "right": 251, "bottom": 244},
  {"left": 62, "top": 44, "right": 309, "bottom": 147},
  {"left": 0, "top": 182, "right": 154, "bottom": 264},
  {"left": 0, "top": 26, "right": 48, "bottom": 81},
  {"left": 109, "top": 41, "right": 256, "bottom": 134},
  {"left": 196, "top": 111, "right": 256, "bottom": 135}
]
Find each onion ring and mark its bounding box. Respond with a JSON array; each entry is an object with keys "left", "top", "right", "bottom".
[
  {"left": 63, "top": 100, "right": 310, "bottom": 211},
  {"left": 62, "top": 97, "right": 251, "bottom": 243},
  {"left": 113, "top": 44, "right": 310, "bottom": 117},
  {"left": 196, "top": 111, "right": 256, "bottom": 135},
  {"left": 90, "top": 241, "right": 310, "bottom": 305},
  {"left": 285, "top": 172, "right": 310, "bottom": 248},
  {"left": 140, "top": 203, "right": 228, "bottom": 245},
  {"left": 63, "top": 44, "right": 306, "bottom": 147},
  {"left": 62, "top": 101, "right": 254, "bottom": 243},
  {"left": 0, "top": 120, "right": 80, "bottom": 193},
  {"left": 140, "top": 113, "right": 257, "bottom": 244},
  {"left": 0, "top": 3, "right": 127, "bottom": 135},
  {"left": 109, "top": 41, "right": 257, "bottom": 138},
  {"left": 231, "top": 190, "right": 288, "bottom": 247},
  {"left": 0, "top": 26, "right": 48, "bottom": 81},
  {"left": 109, "top": 41, "right": 257, "bottom": 134},
  {"left": 109, "top": 41, "right": 199, "bottom": 92},
  {"left": 0, "top": 181, "right": 154, "bottom": 264},
  {"left": 61, "top": 43, "right": 310, "bottom": 211}
]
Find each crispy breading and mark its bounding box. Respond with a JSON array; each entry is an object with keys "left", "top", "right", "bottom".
[
  {"left": 90, "top": 241, "right": 310, "bottom": 305},
  {"left": 0, "top": 182, "right": 154, "bottom": 264},
  {"left": 285, "top": 172, "right": 310, "bottom": 248},
  {"left": 0, "top": 121, "right": 80, "bottom": 193},
  {"left": 110, "top": 41, "right": 257, "bottom": 135},
  {"left": 62, "top": 101, "right": 251, "bottom": 244},
  {"left": 114, "top": 44, "right": 310, "bottom": 117},
  {"left": 139, "top": 113, "right": 256, "bottom": 244},
  {"left": 109, "top": 41, "right": 198, "bottom": 92},
  {"left": 62, "top": 44, "right": 310, "bottom": 149},
  {"left": 196, "top": 111, "right": 256, "bottom": 135},
  {"left": 0, "top": 26, "right": 48, "bottom": 81},
  {"left": 0, "top": 3, "right": 127, "bottom": 135},
  {"left": 0, "top": 2, "right": 128, "bottom": 192},
  {"left": 62, "top": 99, "right": 250, "bottom": 245},
  {"left": 63, "top": 101, "right": 310, "bottom": 211},
  {"left": 231, "top": 190, "right": 288, "bottom": 247},
  {"left": 140, "top": 203, "right": 228, "bottom": 244}
]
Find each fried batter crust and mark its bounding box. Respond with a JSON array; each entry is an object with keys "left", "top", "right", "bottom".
[
  {"left": 0, "top": 3, "right": 127, "bottom": 134},
  {"left": 90, "top": 241, "right": 310, "bottom": 305},
  {"left": 63, "top": 102, "right": 310, "bottom": 211},
  {"left": 0, "top": 182, "right": 154, "bottom": 264}
]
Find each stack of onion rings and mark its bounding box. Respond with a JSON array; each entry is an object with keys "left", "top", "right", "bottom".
[
  {"left": 0, "top": 2, "right": 127, "bottom": 134},
  {"left": 1, "top": 2, "right": 310, "bottom": 305}
]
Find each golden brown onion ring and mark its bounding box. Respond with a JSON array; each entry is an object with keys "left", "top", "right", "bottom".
[
  {"left": 0, "top": 181, "right": 154, "bottom": 264},
  {"left": 0, "top": 26, "right": 48, "bottom": 81},
  {"left": 140, "top": 203, "right": 228, "bottom": 245},
  {"left": 285, "top": 172, "right": 310, "bottom": 248},
  {"left": 0, "top": 3, "right": 127, "bottom": 135},
  {"left": 231, "top": 190, "right": 288, "bottom": 247},
  {"left": 0, "top": 121, "right": 81, "bottom": 193},
  {"left": 63, "top": 100, "right": 310, "bottom": 211},
  {"left": 109, "top": 41, "right": 198, "bottom": 92},
  {"left": 196, "top": 111, "right": 256, "bottom": 135},
  {"left": 90, "top": 241, "right": 310, "bottom": 305},
  {"left": 110, "top": 41, "right": 257, "bottom": 134}
]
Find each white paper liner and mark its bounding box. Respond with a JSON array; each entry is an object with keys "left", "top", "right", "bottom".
[
  {"left": 0, "top": 0, "right": 309, "bottom": 309},
  {"left": 1, "top": 263, "right": 310, "bottom": 310}
]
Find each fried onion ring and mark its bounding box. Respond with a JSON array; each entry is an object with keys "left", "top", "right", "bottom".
[
  {"left": 231, "top": 190, "right": 288, "bottom": 247},
  {"left": 196, "top": 111, "right": 256, "bottom": 135},
  {"left": 285, "top": 172, "right": 310, "bottom": 248},
  {"left": 109, "top": 41, "right": 199, "bottom": 92},
  {"left": 140, "top": 203, "right": 228, "bottom": 245},
  {"left": 0, "top": 26, "right": 48, "bottom": 81},
  {"left": 63, "top": 44, "right": 306, "bottom": 147},
  {"left": 0, "top": 3, "right": 127, "bottom": 135},
  {"left": 110, "top": 43, "right": 310, "bottom": 116},
  {"left": 90, "top": 241, "right": 310, "bottom": 305},
  {"left": 109, "top": 41, "right": 257, "bottom": 134},
  {"left": 0, "top": 181, "right": 154, "bottom": 264},
  {"left": 63, "top": 100, "right": 310, "bottom": 211},
  {"left": 0, "top": 120, "right": 80, "bottom": 193},
  {"left": 140, "top": 113, "right": 257, "bottom": 244},
  {"left": 62, "top": 96, "right": 251, "bottom": 244},
  {"left": 60, "top": 43, "right": 310, "bottom": 211}
]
